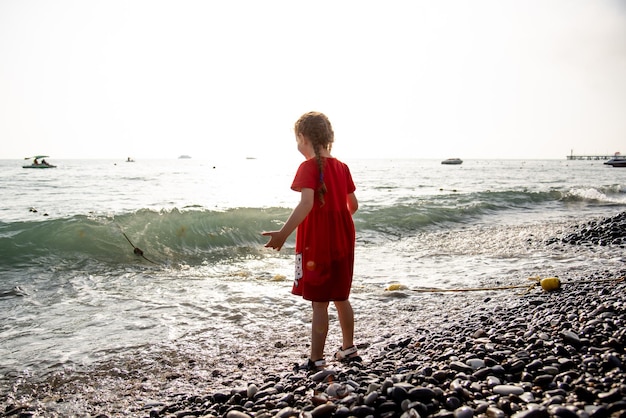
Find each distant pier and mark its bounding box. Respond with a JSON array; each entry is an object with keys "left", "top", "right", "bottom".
[
  {"left": 566, "top": 154, "right": 615, "bottom": 161},
  {"left": 566, "top": 150, "right": 620, "bottom": 161}
]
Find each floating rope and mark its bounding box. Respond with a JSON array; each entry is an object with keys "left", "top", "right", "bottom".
[
  {"left": 119, "top": 229, "right": 159, "bottom": 265},
  {"left": 386, "top": 276, "right": 624, "bottom": 295}
]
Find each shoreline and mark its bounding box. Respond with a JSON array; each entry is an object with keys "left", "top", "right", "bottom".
[{"left": 3, "top": 273, "right": 625, "bottom": 417}]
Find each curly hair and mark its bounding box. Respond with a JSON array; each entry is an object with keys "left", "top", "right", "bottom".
[{"left": 294, "top": 112, "right": 334, "bottom": 205}]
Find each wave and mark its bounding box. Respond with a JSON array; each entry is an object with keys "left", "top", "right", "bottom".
[
  {"left": 0, "top": 208, "right": 291, "bottom": 268},
  {"left": 1, "top": 187, "right": 624, "bottom": 268},
  {"left": 357, "top": 188, "right": 624, "bottom": 233}
]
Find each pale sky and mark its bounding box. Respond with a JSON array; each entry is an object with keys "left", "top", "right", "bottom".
[{"left": 1, "top": 0, "right": 625, "bottom": 161}]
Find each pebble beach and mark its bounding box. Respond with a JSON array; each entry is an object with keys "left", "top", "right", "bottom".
[{"left": 4, "top": 213, "right": 626, "bottom": 418}]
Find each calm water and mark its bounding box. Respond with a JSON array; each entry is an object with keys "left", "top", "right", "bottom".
[{"left": 1, "top": 157, "right": 625, "bottom": 408}]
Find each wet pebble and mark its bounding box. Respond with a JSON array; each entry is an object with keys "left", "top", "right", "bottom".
[{"left": 493, "top": 385, "right": 525, "bottom": 396}]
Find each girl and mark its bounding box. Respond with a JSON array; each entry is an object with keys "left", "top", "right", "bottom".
[{"left": 262, "top": 111, "right": 361, "bottom": 371}]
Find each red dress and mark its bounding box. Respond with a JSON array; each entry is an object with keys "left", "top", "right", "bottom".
[{"left": 290, "top": 157, "right": 356, "bottom": 302}]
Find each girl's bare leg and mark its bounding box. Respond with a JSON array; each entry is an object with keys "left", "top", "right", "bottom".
[
  {"left": 311, "top": 301, "right": 329, "bottom": 360},
  {"left": 334, "top": 300, "right": 354, "bottom": 350}
]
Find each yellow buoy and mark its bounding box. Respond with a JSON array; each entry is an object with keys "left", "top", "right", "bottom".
[
  {"left": 540, "top": 277, "right": 561, "bottom": 291},
  {"left": 385, "top": 283, "right": 406, "bottom": 291}
]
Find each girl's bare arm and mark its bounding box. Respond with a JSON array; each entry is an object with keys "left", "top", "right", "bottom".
[
  {"left": 262, "top": 188, "right": 314, "bottom": 251},
  {"left": 347, "top": 192, "right": 358, "bottom": 215}
]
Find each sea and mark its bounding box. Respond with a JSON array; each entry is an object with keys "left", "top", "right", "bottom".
[{"left": 1, "top": 157, "right": 625, "bottom": 412}]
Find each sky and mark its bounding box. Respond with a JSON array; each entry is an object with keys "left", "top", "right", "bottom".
[{"left": 1, "top": 0, "right": 625, "bottom": 161}]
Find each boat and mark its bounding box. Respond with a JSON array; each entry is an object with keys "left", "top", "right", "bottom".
[
  {"left": 178, "top": 155, "right": 191, "bottom": 159},
  {"left": 441, "top": 158, "right": 463, "bottom": 165},
  {"left": 22, "top": 155, "right": 57, "bottom": 169},
  {"left": 604, "top": 156, "right": 626, "bottom": 167},
  {"left": 603, "top": 152, "right": 625, "bottom": 167}
]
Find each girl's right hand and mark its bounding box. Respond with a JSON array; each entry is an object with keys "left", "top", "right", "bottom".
[{"left": 262, "top": 231, "right": 286, "bottom": 251}]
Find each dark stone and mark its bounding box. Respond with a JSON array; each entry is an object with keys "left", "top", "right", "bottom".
[
  {"left": 408, "top": 387, "right": 437, "bottom": 402},
  {"left": 533, "top": 374, "right": 554, "bottom": 387},
  {"left": 597, "top": 388, "right": 623, "bottom": 403},
  {"left": 574, "top": 386, "right": 597, "bottom": 403},
  {"left": 550, "top": 406, "right": 579, "bottom": 418}
]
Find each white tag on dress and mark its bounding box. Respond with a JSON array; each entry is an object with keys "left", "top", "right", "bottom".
[{"left": 294, "top": 253, "right": 303, "bottom": 287}]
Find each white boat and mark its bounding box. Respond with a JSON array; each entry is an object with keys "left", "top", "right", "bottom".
[
  {"left": 22, "top": 155, "right": 57, "bottom": 169},
  {"left": 604, "top": 156, "right": 626, "bottom": 167},
  {"left": 441, "top": 158, "right": 463, "bottom": 165}
]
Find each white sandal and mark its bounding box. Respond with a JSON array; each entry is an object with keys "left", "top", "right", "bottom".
[
  {"left": 295, "top": 358, "right": 326, "bottom": 372},
  {"left": 334, "top": 346, "right": 361, "bottom": 362}
]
